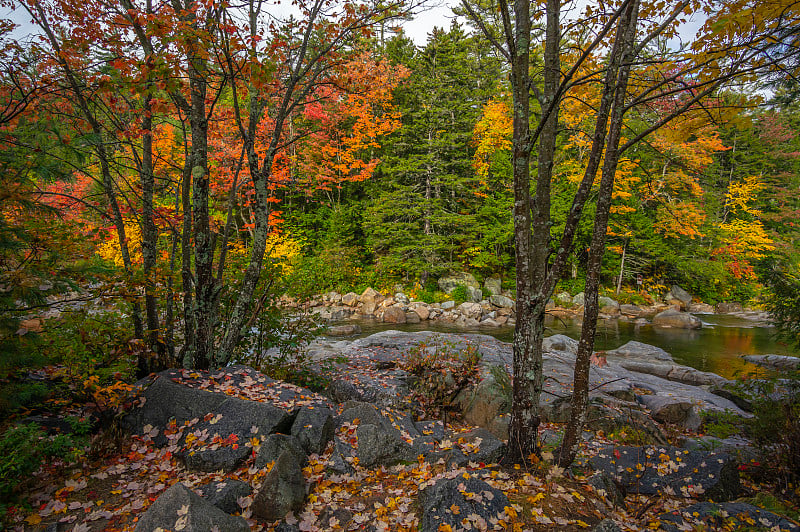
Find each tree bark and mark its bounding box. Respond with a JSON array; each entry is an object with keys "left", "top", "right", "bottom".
[{"left": 557, "top": 0, "right": 640, "bottom": 467}]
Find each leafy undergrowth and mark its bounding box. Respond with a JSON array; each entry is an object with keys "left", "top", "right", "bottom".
[{"left": 4, "top": 364, "right": 800, "bottom": 531}]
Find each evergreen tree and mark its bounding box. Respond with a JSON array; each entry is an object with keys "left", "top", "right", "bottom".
[{"left": 366, "top": 24, "right": 507, "bottom": 279}]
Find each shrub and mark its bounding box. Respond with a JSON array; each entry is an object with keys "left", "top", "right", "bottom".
[
  {"left": 0, "top": 418, "right": 90, "bottom": 517},
  {"left": 450, "top": 284, "right": 470, "bottom": 305},
  {"left": 400, "top": 337, "right": 482, "bottom": 419}
]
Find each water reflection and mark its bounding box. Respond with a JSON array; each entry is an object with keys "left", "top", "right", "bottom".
[{"left": 340, "top": 314, "right": 798, "bottom": 379}]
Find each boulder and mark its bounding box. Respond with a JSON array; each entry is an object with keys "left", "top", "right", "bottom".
[
  {"left": 467, "top": 286, "right": 483, "bottom": 302},
  {"left": 327, "top": 324, "right": 361, "bottom": 337},
  {"left": 573, "top": 292, "right": 586, "bottom": 306},
  {"left": 657, "top": 502, "right": 799, "bottom": 532},
  {"left": 355, "top": 423, "right": 417, "bottom": 467},
  {"left": 484, "top": 277, "right": 502, "bottom": 296},
  {"left": 457, "top": 374, "right": 508, "bottom": 429},
  {"left": 336, "top": 403, "right": 422, "bottom": 467},
  {"left": 667, "top": 285, "right": 693, "bottom": 306},
  {"left": 489, "top": 294, "right": 515, "bottom": 309},
  {"left": 327, "top": 379, "right": 363, "bottom": 404},
  {"left": 588, "top": 446, "right": 740, "bottom": 501},
  {"left": 619, "top": 304, "right": 644, "bottom": 318},
  {"left": 688, "top": 302, "right": 714, "bottom": 313},
  {"left": 715, "top": 302, "right": 743, "bottom": 313},
  {"left": 198, "top": 480, "right": 252, "bottom": 515},
  {"left": 382, "top": 306, "right": 407, "bottom": 324},
  {"left": 406, "top": 311, "right": 421, "bottom": 324},
  {"left": 341, "top": 292, "right": 359, "bottom": 306},
  {"left": 441, "top": 300, "right": 456, "bottom": 310},
  {"left": 588, "top": 471, "right": 625, "bottom": 506},
  {"left": 438, "top": 272, "right": 480, "bottom": 294},
  {"left": 255, "top": 433, "right": 307, "bottom": 469},
  {"left": 178, "top": 397, "right": 291, "bottom": 472},
  {"left": 605, "top": 340, "right": 673, "bottom": 362},
  {"left": 543, "top": 334, "right": 579, "bottom": 355},
  {"left": 598, "top": 296, "right": 619, "bottom": 310},
  {"left": 457, "top": 302, "right": 483, "bottom": 319},
  {"left": 395, "top": 292, "right": 409, "bottom": 304},
  {"left": 638, "top": 395, "right": 702, "bottom": 431},
  {"left": 134, "top": 483, "right": 248, "bottom": 532},
  {"left": 460, "top": 427, "right": 506, "bottom": 464},
  {"left": 252, "top": 450, "right": 307, "bottom": 521},
  {"left": 418, "top": 476, "right": 510, "bottom": 532},
  {"left": 411, "top": 304, "right": 430, "bottom": 320},
  {"left": 593, "top": 519, "right": 622, "bottom": 532},
  {"left": 652, "top": 309, "right": 702, "bottom": 329},
  {"left": 743, "top": 354, "right": 800, "bottom": 371},
  {"left": 329, "top": 306, "right": 352, "bottom": 321},
  {"left": 291, "top": 406, "right": 335, "bottom": 455}
]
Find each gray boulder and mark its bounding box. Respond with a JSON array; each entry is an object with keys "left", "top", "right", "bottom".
[
  {"left": 638, "top": 395, "right": 702, "bottom": 431},
  {"left": 606, "top": 340, "right": 673, "bottom": 362},
  {"left": 456, "top": 373, "right": 509, "bottom": 429},
  {"left": 653, "top": 309, "right": 702, "bottom": 329},
  {"left": 291, "top": 405, "right": 335, "bottom": 455},
  {"left": 327, "top": 324, "right": 361, "bottom": 337},
  {"left": 743, "top": 354, "right": 800, "bottom": 371},
  {"left": 134, "top": 483, "right": 248, "bottom": 532},
  {"left": 598, "top": 296, "right": 619, "bottom": 310},
  {"left": 593, "top": 519, "right": 622, "bottom": 532},
  {"left": 543, "top": 334, "right": 579, "bottom": 355},
  {"left": 484, "top": 277, "right": 502, "bottom": 296},
  {"left": 252, "top": 449, "right": 307, "bottom": 521},
  {"left": 657, "top": 502, "right": 799, "bottom": 532},
  {"left": 418, "top": 476, "right": 510, "bottom": 532},
  {"left": 438, "top": 272, "right": 480, "bottom": 293},
  {"left": 573, "top": 292, "right": 586, "bottom": 306},
  {"left": 198, "top": 480, "right": 252, "bottom": 515},
  {"left": 255, "top": 433, "right": 307, "bottom": 469},
  {"left": 588, "top": 446, "right": 739, "bottom": 501},
  {"left": 489, "top": 294, "right": 515, "bottom": 309},
  {"left": 588, "top": 471, "right": 625, "bottom": 506},
  {"left": 467, "top": 286, "right": 483, "bottom": 302},
  {"left": 619, "top": 304, "right": 644, "bottom": 317},
  {"left": 178, "top": 397, "right": 291, "bottom": 472},
  {"left": 327, "top": 379, "right": 363, "bottom": 403},
  {"left": 441, "top": 300, "right": 456, "bottom": 310},
  {"left": 355, "top": 423, "right": 417, "bottom": 467},
  {"left": 667, "top": 285, "right": 693, "bottom": 306},
  {"left": 460, "top": 427, "right": 505, "bottom": 464}
]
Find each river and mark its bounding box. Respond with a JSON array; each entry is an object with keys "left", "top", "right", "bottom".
[{"left": 333, "top": 314, "right": 797, "bottom": 379}]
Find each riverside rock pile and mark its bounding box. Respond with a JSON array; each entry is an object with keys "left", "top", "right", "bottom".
[{"left": 284, "top": 277, "right": 747, "bottom": 332}]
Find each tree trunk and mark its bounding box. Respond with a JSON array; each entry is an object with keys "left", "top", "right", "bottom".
[
  {"left": 505, "top": 0, "right": 537, "bottom": 464},
  {"left": 557, "top": 0, "right": 640, "bottom": 467}
]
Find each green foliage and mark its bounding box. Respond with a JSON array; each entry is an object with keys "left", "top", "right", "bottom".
[
  {"left": 700, "top": 410, "right": 742, "bottom": 440},
  {"left": 39, "top": 310, "right": 137, "bottom": 387},
  {"left": 400, "top": 336, "right": 482, "bottom": 419},
  {"left": 0, "top": 418, "right": 90, "bottom": 515},
  {"left": 761, "top": 258, "right": 800, "bottom": 350},
  {"left": 0, "top": 382, "right": 50, "bottom": 418},
  {"left": 449, "top": 284, "right": 470, "bottom": 305}
]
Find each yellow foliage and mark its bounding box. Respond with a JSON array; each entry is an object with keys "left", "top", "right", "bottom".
[
  {"left": 96, "top": 219, "right": 142, "bottom": 267},
  {"left": 473, "top": 99, "right": 512, "bottom": 180},
  {"left": 230, "top": 232, "right": 302, "bottom": 275},
  {"left": 725, "top": 175, "right": 763, "bottom": 216},
  {"left": 719, "top": 218, "right": 774, "bottom": 260}
]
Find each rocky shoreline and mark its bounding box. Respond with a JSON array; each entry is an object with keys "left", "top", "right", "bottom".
[{"left": 283, "top": 274, "right": 771, "bottom": 334}]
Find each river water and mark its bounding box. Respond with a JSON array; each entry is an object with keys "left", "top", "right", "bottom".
[{"left": 336, "top": 314, "right": 797, "bottom": 379}]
